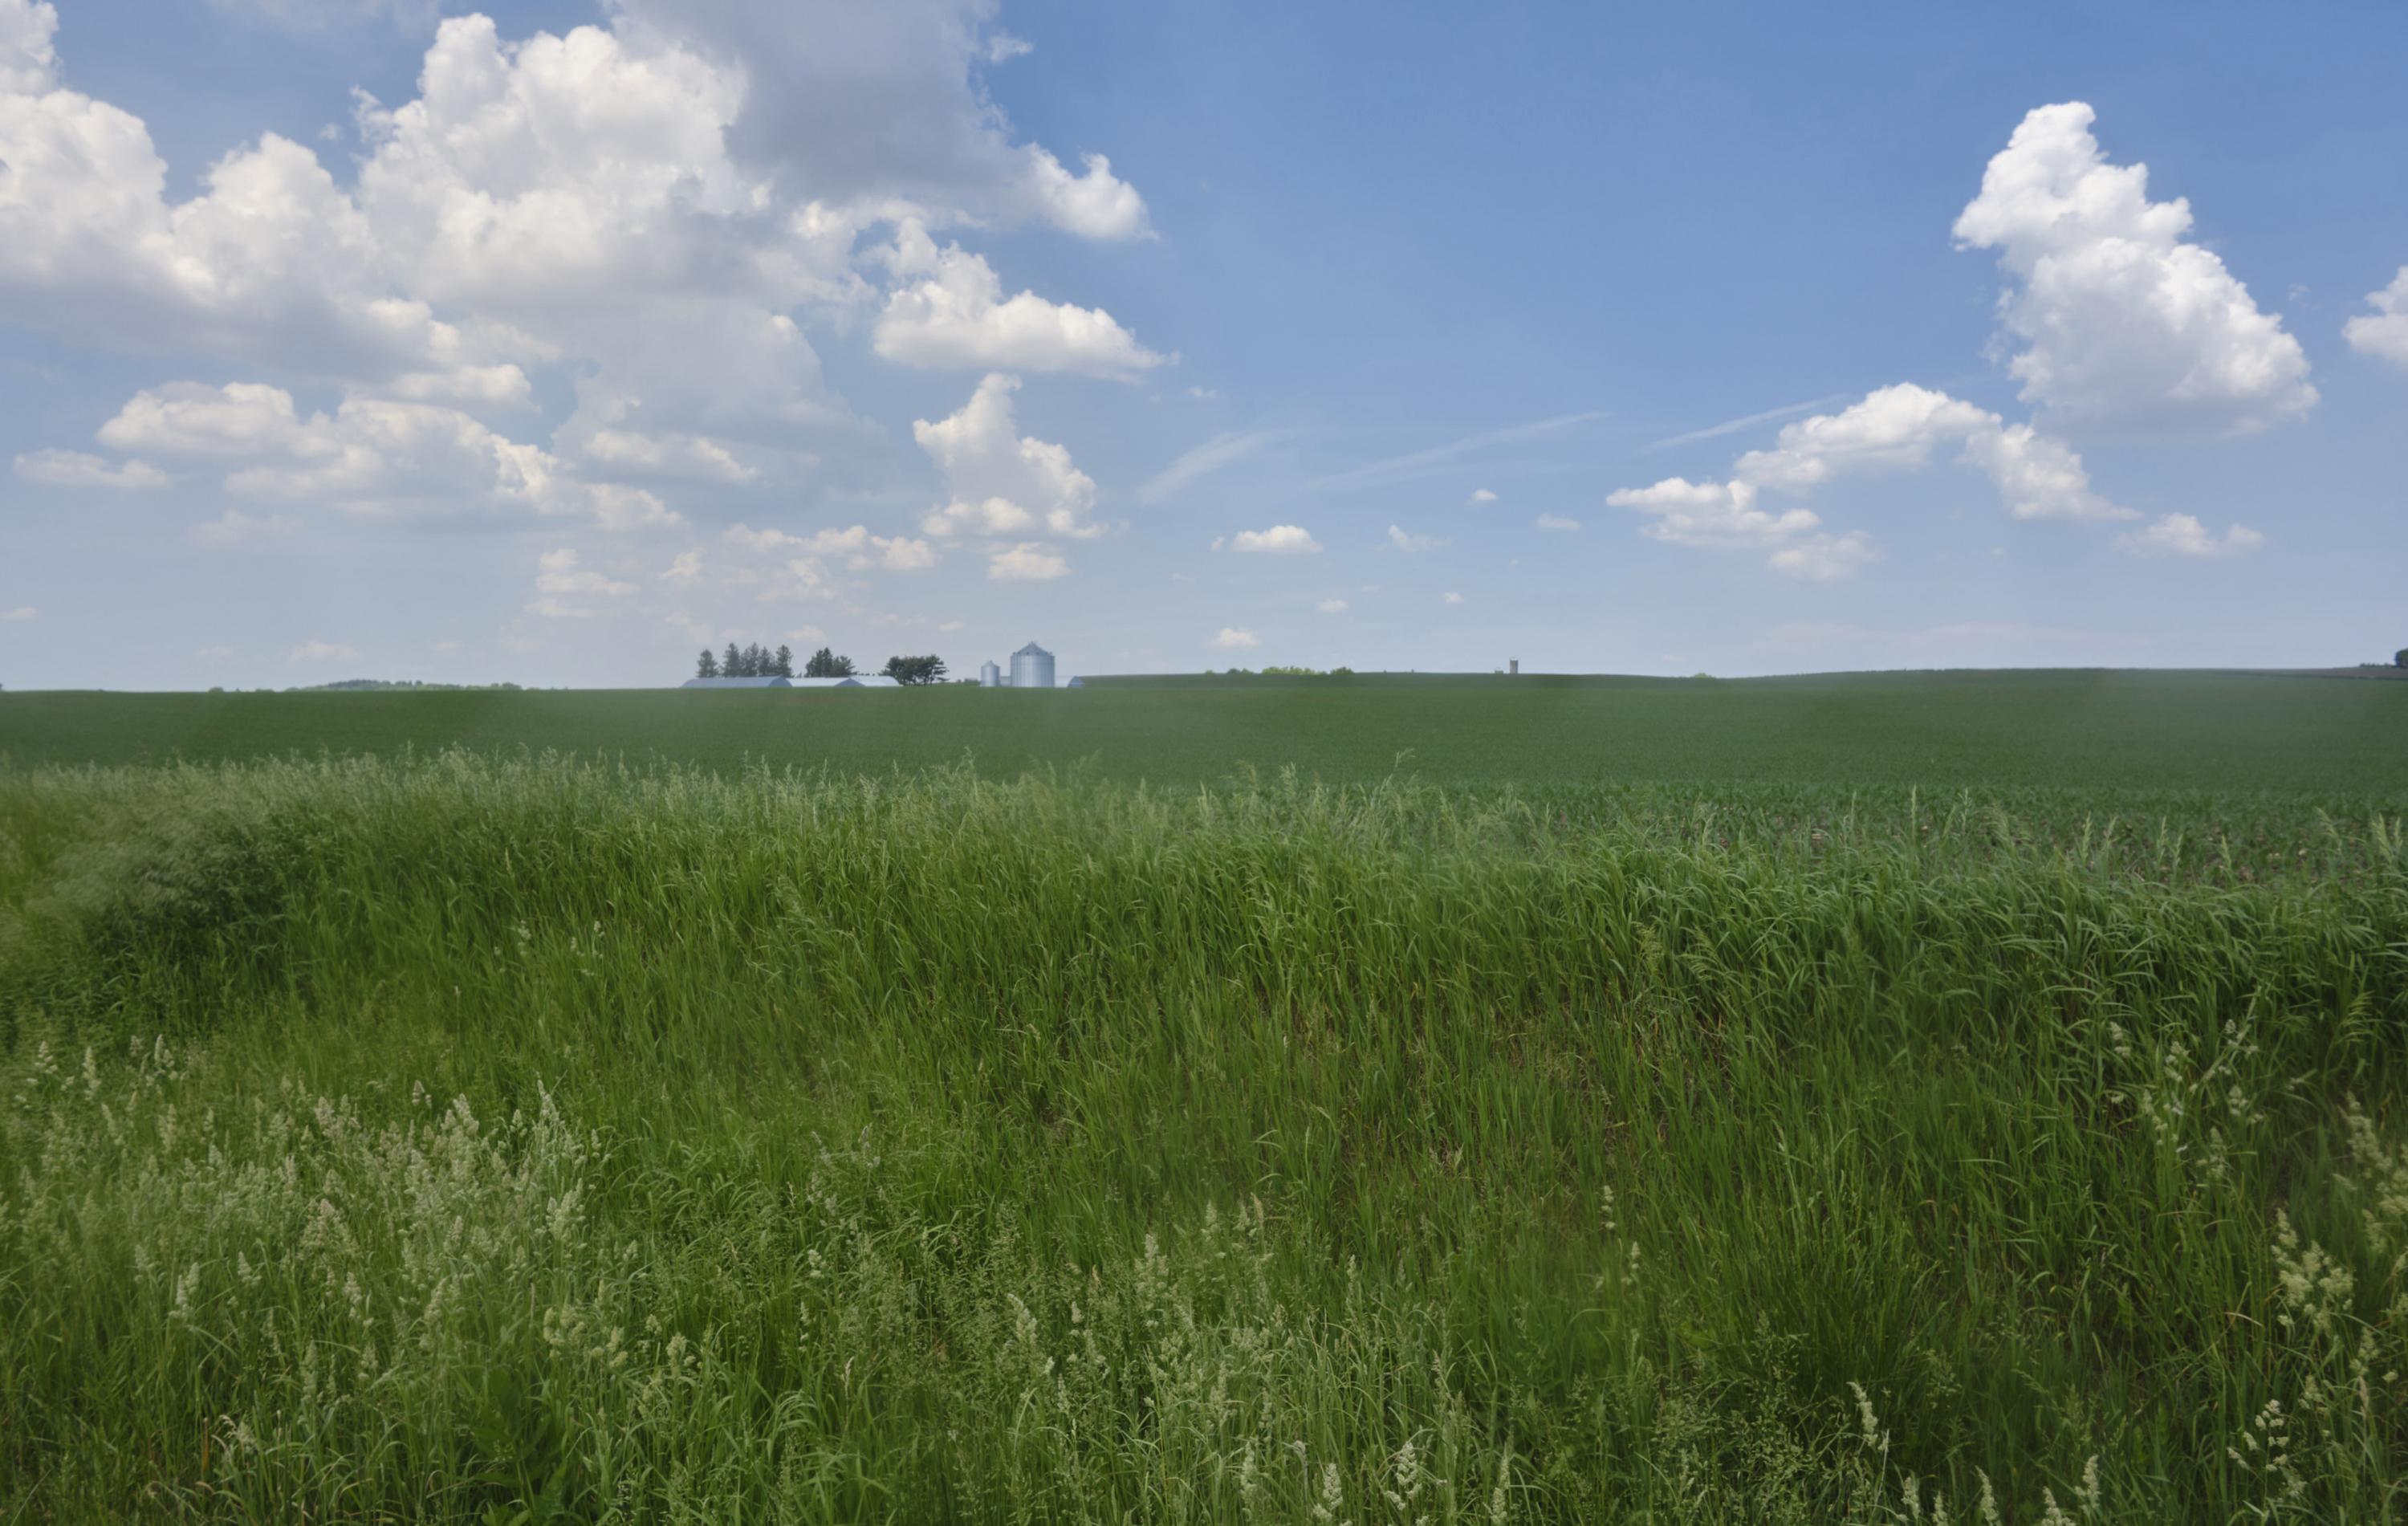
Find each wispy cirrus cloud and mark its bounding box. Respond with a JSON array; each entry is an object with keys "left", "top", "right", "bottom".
[
  {"left": 1140, "top": 428, "right": 1288, "bottom": 504},
  {"left": 1315, "top": 410, "right": 1610, "bottom": 493},
  {"left": 1643, "top": 396, "right": 1852, "bottom": 453}
]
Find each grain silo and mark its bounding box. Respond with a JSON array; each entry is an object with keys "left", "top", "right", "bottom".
[
  {"left": 979, "top": 660, "right": 1001, "bottom": 687},
  {"left": 1009, "top": 641, "right": 1055, "bottom": 690}
]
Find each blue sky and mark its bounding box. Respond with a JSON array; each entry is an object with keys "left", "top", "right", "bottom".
[{"left": 3, "top": 0, "right": 2404, "bottom": 688}]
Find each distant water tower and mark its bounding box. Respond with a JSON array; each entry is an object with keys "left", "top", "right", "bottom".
[
  {"left": 1510, "top": 658, "right": 1519, "bottom": 675},
  {"left": 979, "top": 660, "right": 1001, "bottom": 688},
  {"left": 1009, "top": 641, "right": 1056, "bottom": 690}
]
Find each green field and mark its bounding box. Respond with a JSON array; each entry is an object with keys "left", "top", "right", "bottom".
[
  {"left": 3, "top": 673, "right": 2406, "bottom": 1520},
  {"left": 6, "top": 669, "right": 2406, "bottom": 800}
]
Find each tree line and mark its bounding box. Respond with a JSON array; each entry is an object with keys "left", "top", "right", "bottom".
[
  {"left": 698, "top": 642, "right": 799, "bottom": 678},
  {"left": 695, "top": 644, "right": 949, "bottom": 685}
]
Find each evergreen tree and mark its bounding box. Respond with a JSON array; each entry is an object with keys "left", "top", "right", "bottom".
[
  {"left": 722, "top": 641, "right": 742, "bottom": 678},
  {"left": 804, "top": 646, "right": 856, "bottom": 678},
  {"left": 696, "top": 649, "right": 719, "bottom": 678},
  {"left": 773, "top": 644, "right": 795, "bottom": 678}
]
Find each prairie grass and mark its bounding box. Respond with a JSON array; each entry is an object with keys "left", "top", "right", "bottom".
[{"left": 2, "top": 753, "right": 2406, "bottom": 1520}]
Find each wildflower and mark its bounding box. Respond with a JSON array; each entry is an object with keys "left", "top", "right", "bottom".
[
  {"left": 1312, "top": 1460, "right": 1344, "bottom": 1523},
  {"left": 1849, "top": 1381, "right": 1888, "bottom": 1457}
]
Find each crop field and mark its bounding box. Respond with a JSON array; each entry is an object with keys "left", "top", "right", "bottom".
[
  {"left": 6, "top": 669, "right": 2407, "bottom": 800},
  {"left": 2, "top": 673, "right": 2406, "bottom": 1520}
]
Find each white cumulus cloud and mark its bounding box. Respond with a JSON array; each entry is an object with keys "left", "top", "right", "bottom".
[
  {"left": 784, "top": 523, "right": 939, "bottom": 572},
  {"left": 988, "top": 543, "right": 1068, "bottom": 581},
  {"left": 1610, "top": 382, "right": 2138, "bottom": 580},
  {"left": 13, "top": 448, "right": 165, "bottom": 488},
  {"left": 2345, "top": 268, "right": 2408, "bottom": 368},
  {"left": 576, "top": 429, "right": 757, "bottom": 485},
  {"left": 1735, "top": 385, "right": 1996, "bottom": 490},
  {"left": 1226, "top": 525, "right": 1320, "bottom": 554},
  {"left": 529, "top": 547, "right": 637, "bottom": 617},
  {"left": 1467, "top": 487, "right": 1497, "bottom": 504},
  {"left": 718, "top": 523, "right": 936, "bottom": 594},
  {"left": 1535, "top": 512, "right": 1580, "bottom": 531},
  {"left": 1387, "top": 524, "right": 1450, "bottom": 553},
  {"left": 288, "top": 637, "right": 360, "bottom": 661},
  {"left": 2117, "top": 513, "right": 2264, "bottom": 558},
  {"left": 1608, "top": 478, "right": 1821, "bottom": 549},
  {"left": 1957, "top": 423, "right": 2131, "bottom": 522},
  {"left": 1316, "top": 598, "right": 1348, "bottom": 613},
  {"left": 0, "top": 0, "right": 57, "bottom": 95},
  {"left": 1768, "top": 531, "right": 1880, "bottom": 581},
  {"left": 1210, "top": 627, "right": 1259, "bottom": 649},
  {"left": 97, "top": 381, "right": 676, "bottom": 531},
  {"left": 1731, "top": 385, "right": 2129, "bottom": 520},
  {"left": 875, "top": 225, "right": 1166, "bottom": 377},
  {"left": 914, "top": 373, "right": 1102, "bottom": 540},
  {"left": 607, "top": 0, "right": 1151, "bottom": 242},
  {"left": 1953, "top": 101, "right": 2314, "bottom": 433},
  {"left": 1019, "top": 149, "right": 1150, "bottom": 241},
  {"left": 0, "top": 0, "right": 1155, "bottom": 538}
]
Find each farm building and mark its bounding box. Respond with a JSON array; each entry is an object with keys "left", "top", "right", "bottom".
[
  {"left": 979, "top": 661, "right": 1002, "bottom": 687},
  {"left": 1009, "top": 642, "right": 1056, "bottom": 689},
  {"left": 681, "top": 675, "right": 903, "bottom": 690}
]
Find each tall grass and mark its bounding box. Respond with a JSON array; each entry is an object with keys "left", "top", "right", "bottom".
[{"left": 2, "top": 753, "right": 2406, "bottom": 1520}]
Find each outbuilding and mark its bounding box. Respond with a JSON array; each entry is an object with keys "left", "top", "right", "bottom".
[
  {"left": 1009, "top": 641, "right": 1056, "bottom": 689},
  {"left": 682, "top": 676, "right": 791, "bottom": 689}
]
